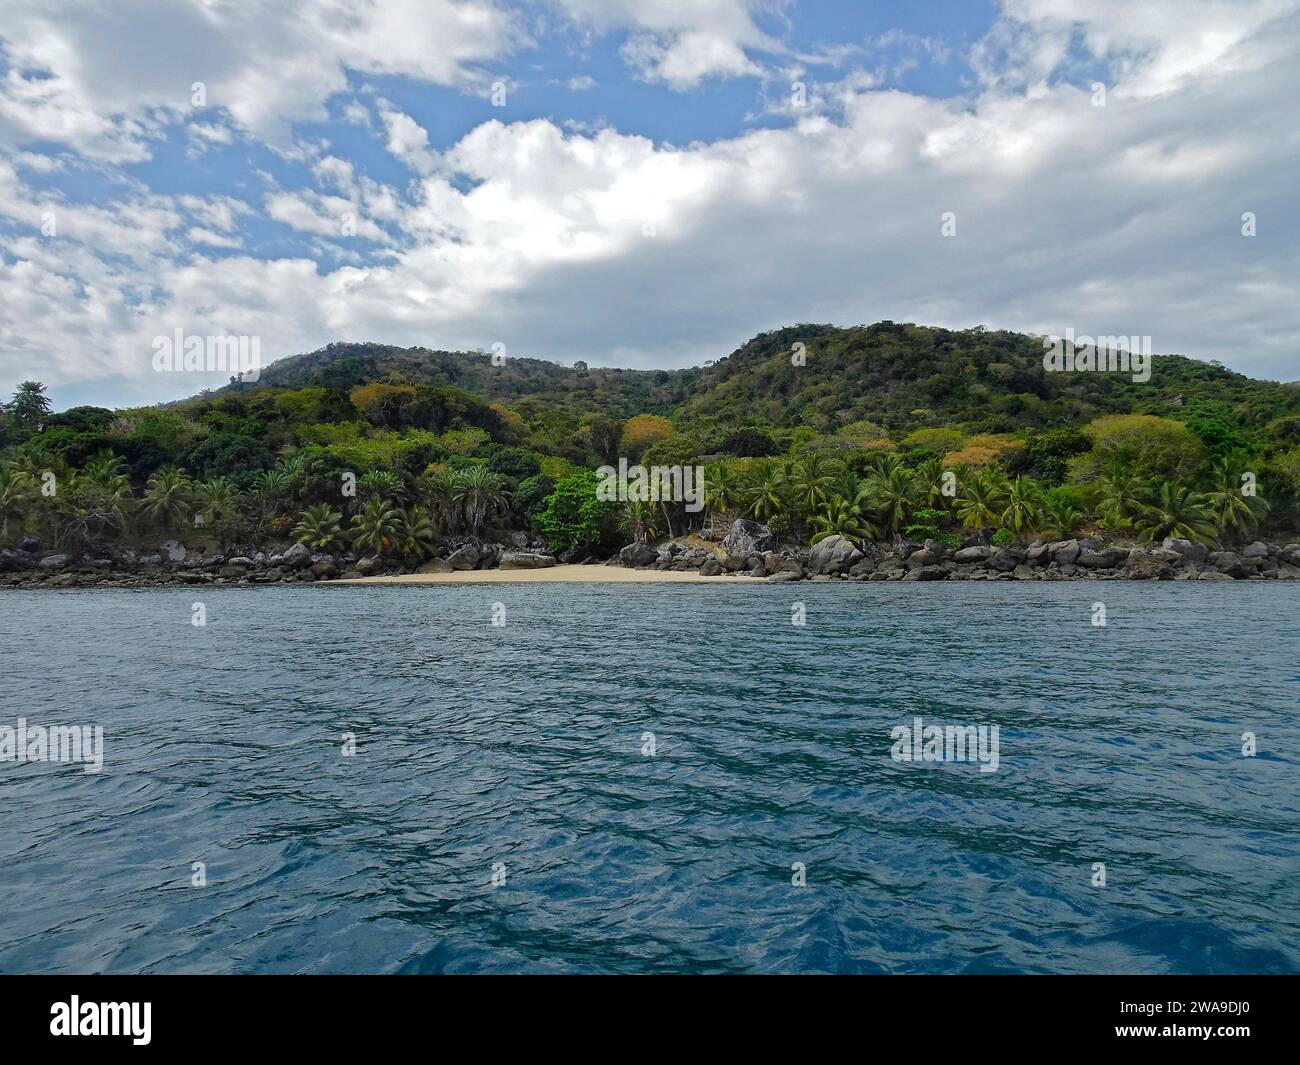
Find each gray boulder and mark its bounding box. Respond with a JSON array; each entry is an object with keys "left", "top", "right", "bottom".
[
  {"left": 160, "top": 540, "right": 188, "bottom": 563},
  {"left": 356, "top": 556, "right": 382, "bottom": 575},
  {"left": 499, "top": 552, "right": 557, "bottom": 569},
  {"left": 807, "top": 534, "right": 863, "bottom": 575},
  {"left": 1077, "top": 548, "right": 1128, "bottom": 569},
  {"left": 1241, "top": 541, "right": 1269, "bottom": 559},
  {"left": 619, "top": 543, "right": 659, "bottom": 568},
  {"left": 1025, "top": 540, "right": 1051, "bottom": 563},
  {"left": 1207, "top": 551, "right": 1248, "bottom": 577},
  {"left": 282, "top": 543, "right": 312, "bottom": 568},
  {"left": 768, "top": 570, "right": 801, "bottom": 582},
  {"left": 721, "top": 519, "right": 778, "bottom": 557},
  {"left": 446, "top": 544, "right": 481, "bottom": 570},
  {"left": 1051, "top": 539, "right": 1081, "bottom": 565},
  {"left": 38, "top": 553, "right": 69, "bottom": 569},
  {"left": 953, "top": 545, "right": 994, "bottom": 563},
  {"left": 699, "top": 558, "right": 722, "bottom": 576},
  {"left": 416, "top": 558, "right": 454, "bottom": 574},
  {"left": 1163, "top": 537, "right": 1209, "bottom": 563},
  {"left": 1125, "top": 549, "right": 1176, "bottom": 580}
]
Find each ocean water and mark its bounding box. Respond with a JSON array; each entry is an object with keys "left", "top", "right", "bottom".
[{"left": 0, "top": 582, "right": 1297, "bottom": 975}]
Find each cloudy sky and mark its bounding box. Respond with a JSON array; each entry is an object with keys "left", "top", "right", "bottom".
[{"left": 0, "top": 0, "right": 1297, "bottom": 409}]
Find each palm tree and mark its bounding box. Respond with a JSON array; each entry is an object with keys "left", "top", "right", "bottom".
[
  {"left": 421, "top": 467, "right": 460, "bottom": 534},
  {"left": 250, "top": 468, "right": 291, "bottom": 518},
  {"left": 860, "top": 465, "right": 916, "bottom": 536},
  {"left": 141, "top": 466, "right": 191, "bottom": 530},
  {"left": 357, "top": 470, "right": 404, "bottom": 509},
  {"left": 914, "top": 455, "right": 951, "bottom": 511},
  {"left": 0, "top": 468, "right": 31, "bottom": 538},
  {"left": 864, "top": 451, "right": 905, "bottom": 479},
  {"left": 81, "top": 450, "right": 131, "bottom": 496},
  {"left": 1206, "top": 451, "right": 1269, "bottom": 538},
  {"left": 49, "top": 467, "right": 133, "bottom": 548},
  {"left": 1134, "top": 483, "right": 1218, "bottom": 545},
  {"left": 394, "top": 505, "right": 437, "bottom": 559},
  {"left": 955, "top": 468, "right": 1009, "bottom": 531},
  {"left": 788, "top": 454, "right": 839, "bottom": 517},
  {"left": 350, "top": 498, "right": 401, "bottom": 555},
  {"left": 1094, "top": 466, "right": 1145, "bottom": 531},
  {"left": 1000, "top": 476, "right": 1043, "bottom": 541},
  {"left": 1038, "top": 487, "right": 1084, "bottom": 540},
  {"left": 703, "top": 463, "right": 740, "bottom": 532},
  {"left": 620, "top": 497, "right": 660, "bottom": 544},
  {"left": 294, "top": 503, "right": 345, "bottom": 550},
  {"left": 453, "top": 465, "right": 507, "bottom": 534},
  {"left": 744, "top": 461, "right": 789, "bottom": 522},
  {"left": 811, "top": 495, "right": 878, "bottom": 545},
  {"left": 192, "top": 476, "right": 241, "bottom": 528}
]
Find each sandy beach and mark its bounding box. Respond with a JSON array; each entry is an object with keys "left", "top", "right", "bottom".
[{"left": 331, "top": 564, "right": 771, "bottom": 585}]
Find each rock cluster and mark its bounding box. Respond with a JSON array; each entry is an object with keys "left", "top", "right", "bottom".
[
  {"left": 0, "top": 534, "right": 561, "bottom": 589},
  {"left": 611, "top": 521, "right": 1300, "bottom": 584}
]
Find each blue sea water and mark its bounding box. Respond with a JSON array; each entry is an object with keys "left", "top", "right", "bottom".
[{"left": 0, "top": 582, "right": 1297, "bottom": 974}]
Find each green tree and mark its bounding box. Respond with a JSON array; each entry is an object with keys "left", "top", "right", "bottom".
[
  {"left": 394, "top": 505, "right": 437, "bottom": 559},
  {"left": 350, "top": 499, "right": 401, "bottom": 554},
  {"left": 955, "top": 468, "right": 1009, "bottom": 531},
  {"left": 1038, "top": 487, "right": 1085, "bottom": 540},
  {"left": 294, "top": 503, "right": 345, "bottom": 550},
  {"left": 6, "top": 381, "right": 52, "bottom": 433},
  {"left": 0, "top": 469, "right": 32, "bottom": 538},
  {"left": 141, "top": 466, "right": 192, "bottom": 531},
  {"left": 861, "top": 464, "right": 916, "bottom": 535},
  {"left": 1134, "top": 483, "right": 1218, "bottom": 545},
  {"left": 536, "top": 471, "right": 618, "bottom": 552},
  {"left": 1206, "top": 451, "right": 1269, "bottom": 538},
  {"left": 453, "top": 465, "right": 507, "bottom": 534},
  {"left": 1000, "top": 475, "right": 1043, "bottom": 540},
  {"left": 811, "top": 495, "right": 878, "bottom": 544}
]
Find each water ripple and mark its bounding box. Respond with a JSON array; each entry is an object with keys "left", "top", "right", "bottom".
[{"left": 0, "top": 582, "right": 1297, "bottom": 973}]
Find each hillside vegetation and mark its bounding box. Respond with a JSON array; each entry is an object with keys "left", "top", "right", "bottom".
[{"left": 3, "top": 322, "right": 1300, "bottom": 562}]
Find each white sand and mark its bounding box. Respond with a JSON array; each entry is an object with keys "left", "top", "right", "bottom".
[{"left": 331, "top": 564, "right": 770, "bottom": 585}]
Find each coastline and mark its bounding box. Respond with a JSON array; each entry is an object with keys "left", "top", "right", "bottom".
[{"left": 329, "top": 564, "right": 770, "bottom": 585}]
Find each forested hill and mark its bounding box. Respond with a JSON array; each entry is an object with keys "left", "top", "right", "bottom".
[
  {"left": 8, "top": 320, "right": 1300, "bottom": 558},
  {"left": 221, "top": 323, "right": 1300, "bottom": 436},
  {"left": 225, "top": 341, "right": 698, "bottom": 420}
]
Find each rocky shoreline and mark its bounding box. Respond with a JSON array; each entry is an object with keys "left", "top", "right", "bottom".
[
  {"left": 3, "top": 519, "right": 1299, "bottom": 589},
  {"left": 616, "top": 519, "right": 1300, "bottom": 583}
]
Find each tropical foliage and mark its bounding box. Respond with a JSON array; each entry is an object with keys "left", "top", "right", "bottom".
[{"left": 3, "top": 318, "right": 1300, "bottom": 563}]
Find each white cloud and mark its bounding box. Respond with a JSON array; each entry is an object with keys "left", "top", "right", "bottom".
[
  {"left": 555, "top": 0, "right": 781, "bottom": 88},
  {"left": 0, "top": 0, "right": 527, "bottom": 159},
  {"left": 1, "top": 0, "right": 1299, "bottom": 406},
  {"left": 379, "top": 107, "right": 440, "bottom": 175}
]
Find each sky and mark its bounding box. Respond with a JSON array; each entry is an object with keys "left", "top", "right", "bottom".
[{"left": 0, "top": 0, "right": 1297, "bottom": 410}]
